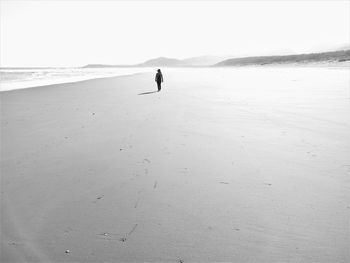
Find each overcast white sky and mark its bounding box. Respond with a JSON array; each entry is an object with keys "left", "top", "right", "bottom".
[{"left": 1, "top": 0, "right": 349, "bottom": 67}]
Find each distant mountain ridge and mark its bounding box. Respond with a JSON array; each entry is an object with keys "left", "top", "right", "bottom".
[
  {"left": 138, "top": 57, "right": 186, "bottom": 67},
  {"left": 82, "top": 50, "right": 350, "bottom": 68},
  {"left": 182, "top": 55, "right": 234, "bottom": 66},
  {"left": 215, "top": 50, "right": 350, "bottom": 66},
  {"left": 137, "top": 55, "right": 234, "bottom": 67},
  {"left": 82, "top": 64, "right": 133, "bottom": 68},
  {"left": 83, "top": 55, "right": 235, "bottom": 68}
]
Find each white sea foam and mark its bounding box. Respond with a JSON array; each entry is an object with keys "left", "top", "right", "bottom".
[{"left": 0, "top": 67, "right": 152, "bottom": 92}]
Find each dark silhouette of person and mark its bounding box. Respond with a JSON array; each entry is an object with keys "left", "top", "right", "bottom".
[{"left": 155, "top": 69, "right": 163, "bottom": 92}]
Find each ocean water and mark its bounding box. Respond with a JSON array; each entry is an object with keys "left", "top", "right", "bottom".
[{"left": 0, "top": 67, "right": 153, "bottom": 92}]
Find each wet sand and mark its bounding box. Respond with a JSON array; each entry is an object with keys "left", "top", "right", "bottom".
[{"left": 1, "top": 67, "right": 349, "bottom": 262}]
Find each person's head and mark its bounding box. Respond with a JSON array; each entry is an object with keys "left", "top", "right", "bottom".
[{"left": 157, "top": 69, "right": 161, "bottom": 73}]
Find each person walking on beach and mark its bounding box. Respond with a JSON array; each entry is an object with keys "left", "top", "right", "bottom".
[{"left": 155, "top": 69, "right": 163, "bottom": 92}]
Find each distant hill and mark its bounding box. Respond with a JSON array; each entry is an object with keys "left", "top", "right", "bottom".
[
  {"left": 138, "top": 57, "right": 186, "bottom": 67},
  {"left": 136, "top": 55, "right": 236, "bottom": 67},
  {"left": 182, "top": 55, "right": 234, "bottom": 66},
  {"left": 82, "top": 55, "right": 236, "bottom": 68},
  {"left": 82, "top": 64, "right": 133, "bottom": 68},
  {"left": 215, "top": 50, "right": 350, "bottom": 66},
  {"left": 82, "top": 50, "right": 350, "bottom": 68}
]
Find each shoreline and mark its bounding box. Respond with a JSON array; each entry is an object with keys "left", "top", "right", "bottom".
[
  {"left": 0, "top": 72, "right": 150, "bottom": 93},
  {"left": 0, "top": 72, "right": 149, "bottom": 93},
  {"left": 1, "top": 62, "right": 349, "bottom": 93}
]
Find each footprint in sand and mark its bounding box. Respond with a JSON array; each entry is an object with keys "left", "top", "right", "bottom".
[
  {"left": 119, "top": 224, "right": 138, "bottom": 243},
  {"left": 93, "top": 195, "right": 104, "bottom": 203},
  {"left": 134, "top": 197, "right": 140, "bottom": 208}
]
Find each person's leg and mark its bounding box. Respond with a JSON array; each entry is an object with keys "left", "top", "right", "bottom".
[{"left": 157, "top": 81, "right": 161, "bottom": 91}]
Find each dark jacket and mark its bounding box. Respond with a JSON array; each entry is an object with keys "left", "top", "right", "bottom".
[{"left": 155, "top": 72, "right": 163, "bottom": 83}]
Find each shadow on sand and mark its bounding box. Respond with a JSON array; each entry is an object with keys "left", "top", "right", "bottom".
[{"left": 138, "top": 91, "right": 158, "bottom": 96}]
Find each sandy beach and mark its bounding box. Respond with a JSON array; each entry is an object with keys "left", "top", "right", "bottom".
[{"left": 1, "top": 67, "right": 349, "bottom": 262}]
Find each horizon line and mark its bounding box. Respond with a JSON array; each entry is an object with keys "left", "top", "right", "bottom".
[{"left": 1, "top": 48, "right": 349, "bottom": 69}]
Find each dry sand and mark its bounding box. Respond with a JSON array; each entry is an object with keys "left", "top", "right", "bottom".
[{"left": 1, "top": 67, "right": 349, "bottom": 262}]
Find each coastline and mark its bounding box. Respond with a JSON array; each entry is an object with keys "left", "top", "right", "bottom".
[
  {"left": 1, "top": 62, "right": 349, "bottom": 93},
  {"left": 0, "top": 68, "right": 152, "bottom": 92}
]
